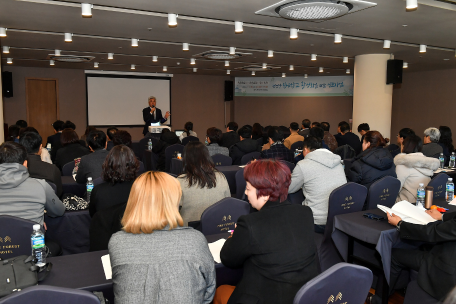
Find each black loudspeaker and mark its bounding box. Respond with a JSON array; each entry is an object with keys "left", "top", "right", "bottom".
[
  {"left": 2, "top": 71, "right": 13, "bottom": 98},
  {"left": 386, "top": 60, "right": 403, "bottom": 84},
  {"left": 224, "top": 80, "right": 233, "bottom": 101}
]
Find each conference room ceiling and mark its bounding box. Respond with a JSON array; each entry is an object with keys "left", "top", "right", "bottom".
[{"left": 1, "top": 0, "right": 456, "bottom": 76}]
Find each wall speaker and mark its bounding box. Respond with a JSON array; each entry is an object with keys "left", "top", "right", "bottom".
[
  {"left": 224, "top": 80, "right": 233, "bottom": 101},
  {"left": 2, "top": 71, "right": 13, "bottom": 98},
  {"left": 386, "top": 60, "right": 403, "bottom": 84}
]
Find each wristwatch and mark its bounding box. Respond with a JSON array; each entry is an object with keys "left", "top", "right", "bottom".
[{"left": 396, "top": 220, "right": 403, "bottom": 231}]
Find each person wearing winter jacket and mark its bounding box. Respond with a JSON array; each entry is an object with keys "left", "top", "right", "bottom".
[
  {"left": 394, "top": 135, "right": 440, "bottom": 203},
  {"left": 229, "top": 126, "right": 261, "bottom": 165}
]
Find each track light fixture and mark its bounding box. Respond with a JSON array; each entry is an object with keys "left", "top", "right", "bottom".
[
  {"left": 168, "top": 13, "right": 178, "bottom": 27},
  {"left": 131, "top": 64, "right": 135, "bottom": 69},
  {"left": 81, "top": 3, "right": 93, "bottom": 17},
  {"left": 183, "top": 43, "right": 189, "bottom": 51},
  {"left": 290, "top": 28, "right": 298, "bottom": 40},
  {"left": 64, "top": 33, "right": 73, "bottom": 42},
  {"left": 55, "top": 49, "right": 61, "bottom": 56},
  {"left": 229, "top": 47, "right": 236, "bottom": 55},
  {"left": 289, "top": 65, "right": 294, "bottom": 70},
  {"left": 282, "top": 73, "right": 286, "bottom": 77},
  {"left": 334, "top": 34, "right": 342, "bottom": 44},
  {"left": 383, "top": 40, "right": 391, "bottom": 49},
  {"left": 234, "top": 21, "right": 243, "bottom": 33},
  {"left": 163, "top": 66, "right": 167, "bottom": 71},
  {"left": 2, "top": 46, "right": 9, "bottom": 54},
  {"left": 50, "top": 60, "right": 55, "bottom": 66},
  {"left": 0, "top": 28, "right": 7, "bottom": 37},
  {"left": 319, "top": 67, "right": 324, "bottom": 72},
  {"left": 108, "top": 53, "right": 113, "bottom": 60},
  {"left": 131, "top": 38, "right": 139, "bottom": 47},
  {"left": 343, "top": 57, "right": 348, "bottom": 63},
  {"left": 94, "top": 62, "right": 99, "bottom": 68}
]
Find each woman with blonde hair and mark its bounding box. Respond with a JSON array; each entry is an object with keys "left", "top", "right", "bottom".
[{"left": 108, "top": 171, "right": 216, "bottom": 304}]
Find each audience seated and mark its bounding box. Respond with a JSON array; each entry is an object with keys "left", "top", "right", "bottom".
[
  {"left": 284, "top": 122, "right": 304, "bottom": 149},
  {"left": 178, "top": 142, "right": 230, "bottom": 225},
  {"left": 75, "top": 130, "right": 109, "bottom": 184},
  {"left": 229, "top": 125, "right": 261, "bottom": 165},
  {"left": 89, "top": 145, "right": 139, "bottom": 217},
  {"left": 15, "top": 119, "right": 28, "bottom": 129},
  {"left": 206, "top": 127, "right": 229, "bottom": 157},
  {"left": 179, "top": 121, "right": 197, "bottom": 141},
  {"left": 251, "top": 123, "right": 263, "bottom": 141},
  {"left": 81, "top": 126, "right": 98, "bottom": 146},
  {"left": 321, "top": 121, "right": 338, "bottom": 152},
  {"left": 106, "top": 127, "right": 118, "bottom": 151},
  {"left": 357, "top": 123, "right": 370, "bottom": 143},
  {"left": 439, "top": 126, "right": 454, "bottom": 165},
  {"left": 19, "top": 127, "right": 52, "bottom": 164},
  {"left": 345, "top": 131, "right": 396, "bottom": 189},
  {"left": 220, "top": 121, "right": 240, "bottom": 148},
  {"left": 112, "top": 130, "right": 132, "bottom": 148},
  {"left": 47, "top": 120, "right": 64, "bottom": 161},
  {"left": 335, "top": 121, "right": 362, "bottom": 155},
  {"left": 394, "top": 135, "right": 439, "bottom": 203},
  {"left": 288, "top": 136, "right": 347, "bottom": 233},
  {"left": 422, "top": 127, "right": 443, "bottom": 159},
  {"left": 309, "top": 126, "right": 330, "bottom": 150},
  {"left": 54, "top": 128, "right": 90, "bottom": 171},
  {"left": 311, "top": 122, "right": 321, "bottom": 128},
  {"left": 50, "top": 120, "right": 80, "bottom": 161},
  {"left": 298, "top": 119, "right": 311, "bottom": 138},
  {"left": 151, "top": 129, "right": 180, "bottom": 171},
  {"left": 0, "top": 142, "right": 65, "bottom": 226},
  {"left": 6, "top": 124, "right": 20, "bottom": 142},
  {"left": 260, "top": 126, "right": 294, "bottom": 163},
  {"left": 62, "top": 120, "right": 76, "bottom": 130},
  {"left": 389, "top": 127, "right": 415, "bottom": 158},
  {"left": 214, "top": 159, "right": 319, "bottom": 304},
  {"left": 108, "top": 171, "right": 216, "bottom": 303},
  {"left": 19, "top": 131, "right": 63, "bottom": 197}
]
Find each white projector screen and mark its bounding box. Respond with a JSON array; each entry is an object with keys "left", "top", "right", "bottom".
[{"left": 86, "top": 74, "right": 171, "bottom": 126}]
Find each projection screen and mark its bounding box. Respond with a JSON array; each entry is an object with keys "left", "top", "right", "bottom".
[{"left": 86, "top": 73, "right": 171, "bottom": 127}]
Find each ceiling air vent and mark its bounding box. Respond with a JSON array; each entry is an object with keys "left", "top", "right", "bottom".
[
  {"left": 255, "top": 0, "right": 377, "bottom": 22},
  {"left": 195, "top": 50, "right": 252, "bottom": 60},
  {"left": 46, "top": 54, "right": 95, "bottom": 63},
  {"left": 236, "top": 65, "right": 281, "bottom": 72}
]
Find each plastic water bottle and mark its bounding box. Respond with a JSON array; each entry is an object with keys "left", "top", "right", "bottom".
[
  {"left": 294, "top": 149, "right": 299, "bottom": 157},
  {"left": 439, "top": 153, "right": 445, "bottom": 169},
  {"left": 86, "top": 177, "right": 94, "bottom": 203},
  {"left": 31, "top": 224, "right": 46, "bottom": 267},
  {"left": 148, "top": 139, "right": 153, "bottom": 150},
  {"left": 450, "top": 152, "right": 456, "bottom": 168},
  {"left": 446, "top": 178, "right": 454, "bottom": 202},
  {"left": 416, "top": 183, "right": 425, "bottom": 208}
]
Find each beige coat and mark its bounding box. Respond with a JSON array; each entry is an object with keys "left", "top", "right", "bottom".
[{"left": 394, "top": 152, "right": 440, "bottom": 203}]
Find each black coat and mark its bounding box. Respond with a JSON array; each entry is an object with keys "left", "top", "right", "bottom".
[
  {"left": 220, "top": 131, "right": 240, "bottom": 149},
  {"left": 220, "top": 200, "right": 319, "bottom": 304},
  {"left": 26, "top": 154, "right": 63, "bottom": 197},
  {"left": 345, "top": 146, "right": 396, "bottom": 189},
  {"left": 336, "top": 132, "right": 362, "bottom": 155},
  {"left": 229, "top": 138, "right": 261, "bottom": 165},
  {"left": 142, "top": 107, "right": 167, "bottom": 135},
  {"left": 89, "top": 180, "right": 134, "bottom": 217},
  {"left": 54, "top": 142, "right": 90, "bottom": 171},
  {"left": 75, "top": 149, "right": 110, "bottom": 184},
  {"left": 89, "top": 202, "right": 127, "bottom": 252},
  {"left": 401, "top": 212, "right": 456, "bottom": 300},
  {"left": 151, "top": 132, "right": 180, "bottom": 171}
]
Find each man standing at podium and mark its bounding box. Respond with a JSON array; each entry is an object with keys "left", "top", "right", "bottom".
[{"left": 142, "top": 96, "right": 170, "bottom": 135}]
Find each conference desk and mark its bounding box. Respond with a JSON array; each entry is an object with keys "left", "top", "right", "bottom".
[
  {"left": 433, "top": 168, "right": 456, "bottom": 179},
  {"left": 42, "top": 233, "right": 242, "bottom": 302}
]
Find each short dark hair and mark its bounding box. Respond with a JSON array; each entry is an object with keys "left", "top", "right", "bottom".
[
  {"left": 339, "top": 121, "right": 350, "bottom": 133},
  {"left": 402, "top": 135, "right": 423, "bottom": 154},
  {"left": 398, "top": 128, "right": 415, "bottom": 139},
  {"left": 102, "top": 145, "right": 139, "bottom": 184},
  {"left": 52, "top": 120, "right": 65, "bottom": 132},
  {"left": 19, "top": 132, "right": 42, "bottom": 154},
  {"left": 311, "top": 122, "right": 321, "bottom": 128},
  {"left": 0, "top": 142, "right": 27, "bottom": 165},
  {"left": 321, "top": 122, "right": 330, "bottom": 132},
  {"left": 302, "top": 119, "right": 311, "bottom": 129},
  {"left": 15, "top": 120, "right": 28, "bottom": 128},
  {"left": 238, "top": 126, "right": 252, "bottom": 139},
  {"left": 113, "top": 130, "right": 132, "bottom": 148},
  {"left": 85, "top": 126, "right": 98, "bottom": 136},
  {"left": 207, "top": 127, "right": 222, "bottom": 144},
  {"left": 227, "top": 122, "right": 238, "bottom": 132},
  {"left": 87, "top": 130, "right": 107, "bottom": 150},
  {"left": 303, "top": 136, "right": 322, "bottom": 151},
  {"left": 106, "top": 127, "right": 118, "bottom": 140},
  {"left": 358, "top": 123, "right": 370, "bottom": 133},
  {"left": 8, "top": 125, "right": 20, "bottom": 139},
  {"left": 61, "top": 128, "right": 80, "bottom": 146},
  {"left": 62, "top": 120, "right": 76, "bottom": 130},
  {"left": 267, "top": 126, "right": 284, "bottom": 143},
  {"left": 363, "top": 131, "right": 386, "bottom": 149},
  {"left": 183, "top": 141, "right": 217, "bottom": 189},
  {"left": 310, "top": 127, "right": 325, "bottom": 140},
  {"left": 18, "top": 127, "right": 38, "bottom": 138},
  {"left": 290, "top": 122, "right": 299, "bottom": 131}
]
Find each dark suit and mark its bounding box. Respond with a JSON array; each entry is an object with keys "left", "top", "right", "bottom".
[
  {"left": 335, "top": 132, "right": 362, "bottom": 155},
  {"left": 298, "top": 128, "right": 310, "bottom": 138},
  {"left": 26, "top": 154, "right": 63, "bottom": 197},
  {"left": 229, "top": 138, "right": 261, "bottom": 165},
  {"left": 46, "top": 132, "right": 61, "bottom": 147},
  {"left": 261, "top": 142, "right": 294, "bottom": 163},
  {"left": 221, "top": 200, "right": 319, "bottom": 304},
  {"left": 142, "top": 107, "right": 167, "bottom": 135},
  {"left": 75, "top": 149, "right": 110, "bottom": 184},
  {"left": 48, "top": 133, "right": 62, "bottom": 162},
  {"left": 54, "top": 142, "right": 90, "bottom": 171},
  {"left": 220, "top": 131, "right": 240, "bottom": 149}
]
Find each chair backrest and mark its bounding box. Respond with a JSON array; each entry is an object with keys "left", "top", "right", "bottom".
[
  {"left": 200, "top": 197, "right": 251, "bottom": 235},
  {"left": 287, "top": 191, "right": 305, "bottom": 205},
  {"left": 138, "top": 161, "right": 145, "bottom": 174},
  {"left": 139, "top": 136, "right": 159, "bottom": 161},
  {"left": 293, "top": 263, "right": 373, "bottom": 304},
  {"left": 0, "top": 285, "right": 101, "bottom": 304},
  {"left": 0, "top": 215, "right": 36, "bottom": 259},
  {"left": 428, "top": 173, "right": 450, "bottom": 199},
  {"left": 62, "top": 161, "right": 75, "bottom": 176},
  {"left": 92, "top": 177, "right": 104, "bottom": 187},
  {"left": 366, "top": 176, "right": 401, "bottom": 210},
  {"left": 235, "top": 168, "right": 246, "bottom": 200},
  {"left": 281, "top": 160, "right": 296, "bottom": 172},
  {"left": 165, "top": 144, "right": 184, "bottom": 172},
  {"left": 181, "top": 136, "right": 200, "bottom": 146},
  {"left": 47, "top": 181, "right": 57, "bottom": 194},
  {"left": 334, "top": 144, "right": 356, "bottom": 160},
  {"left": 240, "top": 151, "right": 261, "bottom": 165},
  {"left": 290, "top": 141, "right": 304, "bottom": 152},
  {"left": 130, "top": 141, "right": 142, "bottom": 159},
  {"left": 212, "top": 154, "right": 232, "bottom": 166},
  {"left": 167, "top": 172, "right": 178, "bottom": 178}
]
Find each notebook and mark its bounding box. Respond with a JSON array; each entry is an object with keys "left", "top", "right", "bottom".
[
  {"left": 378, "top": 200, "right": 436, "bottom": 225},
  {"left": 208, "top": 239, "right": 226, "bottom": 263}
]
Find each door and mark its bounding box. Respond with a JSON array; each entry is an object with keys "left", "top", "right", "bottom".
[{"left": 26, "top": 78, "right": 59, "bottom": 139}]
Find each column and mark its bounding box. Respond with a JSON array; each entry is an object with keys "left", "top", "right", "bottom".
[{"left": 352, "top": 54, "right": 393, "bottom": 140}]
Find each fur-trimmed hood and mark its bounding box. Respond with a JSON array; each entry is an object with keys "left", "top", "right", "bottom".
[{"left": 394, "top": 152, "right": 439, "bottom": 176}]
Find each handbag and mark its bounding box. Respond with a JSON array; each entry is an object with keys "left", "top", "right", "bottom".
[
  {"left": 62, "top": 193, "right": 89, "bottom": 210},
  {"left": 0, "top": 255, "right": 52, "bottom": 298}
]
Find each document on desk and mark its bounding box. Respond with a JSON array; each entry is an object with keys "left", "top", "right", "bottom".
[
  {"left": 101, "top": 254, "right": 112, "bottom": 280},
  {"left": 208, "top": 239, "right": 226, "bottom": 263},
  {"left": 378, "top": 201, "right": 436, "bottom": 225},
  {"left": 434, "top": 168, "right": 454, "bottom": 174}
]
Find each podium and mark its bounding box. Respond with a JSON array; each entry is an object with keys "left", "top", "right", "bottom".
[{"left": 148, "top": 126, "right": 171, "bottom": 134}]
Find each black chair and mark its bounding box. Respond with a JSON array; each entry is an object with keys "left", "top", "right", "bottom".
[
  {"left": 290, "top": 141, "right": 304, "bottom": 152},
  {"left": 287, "top": 191, "right": 304, "bottom": 205},
  {"left": 0, "top": 285, "right": 101, "bottom": 304},
  {"left": 138, "top": 161, "right": 146, "bottom": 174},
  {"left": 428, "top": 173, "right": 450, "bottom": 199},
  {"left": 139, "top": 136, "right": 159, "bottom": 161},
  {"left": 0, "top": 215, "right": 36, "bottom": 259},
  {"left": 212, "top": 154, "right": 232, "bottom": 166},
  {"left": 62, "top": 161, "right": 75, "bottom": 176},
  {"left": 47, "top": 181, "right": 57, "bottom": 194},
  {"left": 335, "top": 144, "right": 356, "bottom": 160},
  {"left": 240, "top": 151, "right": 261, "bottom": 165},
  {"left": 235, "top": 168, "right": 246, "bottom": 200},
  {"left": 181, "top": 136, "right": 199, "bottom": 146},
  {"left": 402, "top": 280, "right": 441, "bottom": 304},
  {"left": 281, "top": 160, "right": 296, "bottom": 172},
  {"left": 293, "top": 263, "right": 373, "bottom": 304},
  {"left": 315, "top": 182, "right": 368, "bottom": 272},
  {"left": 200, "top": 197, "right": 250, "bottom": 236},
  {"left": 366, "top": 176, "right": 401, "bottom": 210},
  {"left": 164, "top": 144, "right": 184, "bottom": 172}
]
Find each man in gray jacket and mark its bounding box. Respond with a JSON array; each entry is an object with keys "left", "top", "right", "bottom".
[
  {"left": 0, "top": 142, "right": 65, "bottom": 226},
  {"left": 288, "top": 136, "right": 347, "bottom": 233}
]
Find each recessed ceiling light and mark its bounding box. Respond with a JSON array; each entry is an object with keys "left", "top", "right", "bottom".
[
  {"left": 177, "top": 62, "right": 180, "bottom": 65},
  {"left": 444, "top": 58, "right": 450, "bottom": 61},
  {"left": 168, "top": 13, "right": 178, "bottom": 27},
  {"left": 2, "top": 46, "right": 9, "bottom": 54},
  {"left": 290, "top": 28, "right": 299, "bottom": 40},
  {"left": 183, "top": 43, "right": 189, "bottom": 51},
  {"left": 234, "top": 21, "right": 243, "bottom": 33},
  {"left": 131, "top": 38, "right": 139, "bottom": 47},
  {"left": 0, "top": 28, "right": 7, "bottom": 37},
  {"left": 64, "top": 33, "right": 73, "bottom": 42},
  {"left": 304, "top": 74, "right": 308, "bottom": 78},
  {"left": 402, "top": 24, "right": 408, "bottom": 27},
  {"left": 81, "top": 3, "right": 93, "bottom": 18},
  {"left": 334, "top": 34, "right": 342, "bottom": 44},
  {"left": 152, "top": 56, "right": 158, "bottom": 62},
  {"left": 108, "top": 53, "right": 113, "bottom": 60}
]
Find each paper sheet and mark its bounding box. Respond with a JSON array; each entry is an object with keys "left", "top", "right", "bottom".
[
  {"left": 434, "top": 168, "right": 455, "bottom": 174},
  {"left": 378, "top": 201, "right": 436, "bottom": 225},
  {"left": 101, "top": 254, "right": 112, "bottom": 280},
  {"left": 449, "top": 196, "right": 456, "bottom": 206},
  {"left": 208, "top": 239, "right": 226, "bottom": 263}
]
